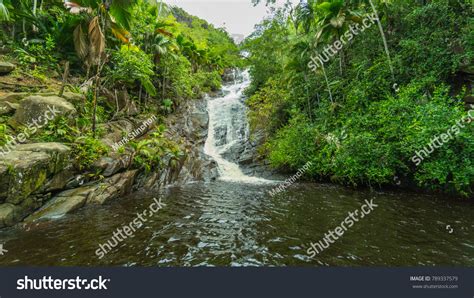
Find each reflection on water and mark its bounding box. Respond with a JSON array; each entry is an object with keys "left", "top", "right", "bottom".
[{"left": 0, "top": 181, "right": 472, "bottom": 266}]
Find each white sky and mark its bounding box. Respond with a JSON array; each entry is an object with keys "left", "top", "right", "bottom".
[{"left": 163, "top": 0, "right": 293, "bottom": 37}]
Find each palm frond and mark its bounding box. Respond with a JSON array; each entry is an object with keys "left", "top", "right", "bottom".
[{"left": 0, "top": 0, "right": 10, "bottom": 22}]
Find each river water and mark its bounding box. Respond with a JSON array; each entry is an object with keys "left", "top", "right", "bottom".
[{"left": 0, "top": 72, "right": 472, "bottom": 266}]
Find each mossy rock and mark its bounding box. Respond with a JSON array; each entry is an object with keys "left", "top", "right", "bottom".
[
  {"left": 0, "top": 62, "right": 15, "bottom": 75},
  {"left": 0, "top": 143, "right": 71, "bottom": 205},
  {"left": 9, "top": 95, "right": 76, "bottom": 128}
]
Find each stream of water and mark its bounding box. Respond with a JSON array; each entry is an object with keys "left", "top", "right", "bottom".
[
  {"left": 203, "top": 70, "right": 272, "bottom": 184},
  {"left": 0, "top": 72, "right": 472, "bottom": 266}
]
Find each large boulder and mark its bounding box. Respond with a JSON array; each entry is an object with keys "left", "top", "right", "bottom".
[
  {"left": 92, "top": 155, "right": 131, "bottom": 177},
  {"left": 0, "top": 196, "right": 43, "bottom": 228},
  {"left": 0, "top": 143, "right": 71, "bottom": 205},
  {"left": 10, "top": 95, "right": 76, "bottom": 127},
  {"left": 31, "top": 91, "right": 85, "bottom": 105},
  {"left": 62, "top": 92, "right": 86, "bottom": 105},
  {"left": 24, "top": 170, "right": 138, "bottom": 223},
  {"left": 86, "top": 170, "right": 138, "bottom": 205},
  {"left": 0, "top": 62, "right": 15, "bottom": 75},
  {"left": 24, "top": 186, "right": 94, "bottom": 222},
  {"left": 0, "top": 203, "right": 17, "bottom": 227}
]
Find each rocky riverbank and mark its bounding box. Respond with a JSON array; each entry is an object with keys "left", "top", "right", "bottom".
[{"left": 0, "top": 89, "right": 218, "bottom": 229}]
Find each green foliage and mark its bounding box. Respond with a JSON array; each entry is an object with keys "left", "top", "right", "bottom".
[
  {"left": 0, "top": 0, "right": 10, "bottom": 22},
  {"left": 0, "top": 123, "right": 8, "bottom": 146},
  {"left": 14, "top": 34, "right": 58, "bottom": 73},
  {"left": 72, "top": 135, "right": 109, "bottom": 170},
  {"left": 246, "top": 0, "right": 474, "bottom": 197},
  {"left": 247, "top": 78, "right": 289, "bottom": 145},
  {"left": 108, "top": 45, "right": 157, "bottom": 96},
  {"left": 242, "top": 13, "right": 288, "bottom": 96},
  {"left": 193, "top": 70, "right": 222, "bottom": 93},
  {"left": 129, "top": 125, "right": 183, "bottom": 172},
  {"left": 159, "top": 53, "right": 194, "bottom": 101},
  {"left": 34, "top": 116, "right": 79, "bottom": 143}
]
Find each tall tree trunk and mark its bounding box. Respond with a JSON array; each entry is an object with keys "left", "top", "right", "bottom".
[
  {"left": 321, "top": 64, "right": 334, "bottom": 104},
  {"left": 92, "top": 64, "right": 100, "bottom": 137},
  {"left": 32, "top": 0, "right": 38, "bottom": 32},
  {"left": 22, "top": 19, "right": 26, "bottom": 39},
  {"left": 304, "top": 74, "right": 313, "bottom": 122},
  {"left": 92, "top": 13, "right": 107, "bottom": 137},
  {"left": 158, "top": 0, "right": 163, "bottom": 17},
  {"left": 368, "top": 0, "right": 395, "bottom": 82}
]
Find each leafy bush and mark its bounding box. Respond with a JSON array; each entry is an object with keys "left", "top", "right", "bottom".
[
  {"left": 129, "top": 125, "right": 183, "bottom": 172},
  {"left": 14, "top": 34, "right": 58, "bottom": 72},
  {"left": 246, "top": 0, "right": 473, "bottom": 197},
  {"left": 34, "top": 116, "right": 79, "bottom": 143},
  {"left": 72, "top": 136, "right": 109, "bottom": 170},
  {"left": 268, "top": 83, "right": 473, "bottom": 195},
  {"left": 108, "top": 45, "right": 157, "bottom": 96},
  {"left": 159, "top": 53, "right": 194, "bottom": 101},
  {"left": 193, "top": 70, "right": 222, "bottom": 93},
  {"left": 0, "top": 123, "right": 8, "bottom": 146}
]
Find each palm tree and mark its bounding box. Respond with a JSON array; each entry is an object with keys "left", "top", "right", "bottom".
[
  {"left": 176, "top": 34, "right": 202, "bottom": 72},
  {"left": 294, "top": 0, "right": 316, "bottom": 34},
  {"left": 66, "top": 0, "right": 137, "bottom": 70},
  {"left": 65, "top": 0, "right": 137, "bottom": 136},
  {"left": 313, "top": 0, "right": 365, "bottom": 75},
  {"left": 293, "top": 1, "right": 336, "bottom": 104},
  {"left": 366, "top": 0, "right": 395, "bottom": 81}
]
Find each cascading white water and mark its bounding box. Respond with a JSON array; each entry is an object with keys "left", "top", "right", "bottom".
[{"left": 204, "top": 70, "right": 272, "bottom": 184}]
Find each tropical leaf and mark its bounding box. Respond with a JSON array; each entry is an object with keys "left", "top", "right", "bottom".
[
  {"left": 0, "top": 0, "right": 9, "bottom": 21},
  {"left": 88, "top": 16, "right": 105, "bottom": 65},
  {"left": 156, "top": 28, "right": 173, "bottom": 37},
  {"left": 142, "top": 78, "right": 157, "bottom": 96},
  {"left": 111, "top": 21, "right": 131, "bottom": 43},
  {"left": 108, "top": 0, "right": 138, "bottom": 30},
  {"left": 73, "top": 24, "right": 89, "bottom": 59}
]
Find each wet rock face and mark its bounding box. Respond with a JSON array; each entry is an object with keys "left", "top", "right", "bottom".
[
  {"left": 23, "top": 188, "right": 90, "bottom": 223},
  {"left": 136, "top": 98, "right": 219, "bottom": 189},
  {"left": 222, "top": 68, "right": 236, "bottom": 83},
  {"left": 86, "top": 170, "right": 138, "bottom": 205},
  {"left": 0, "top": 62, "right": 16, "bottom": 75},
  {"left": 25, "top": 170, "right": 138, "bottom": 223}
]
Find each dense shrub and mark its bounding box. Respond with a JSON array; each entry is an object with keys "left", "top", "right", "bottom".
[{"left": 247, "top": 0, "right": 474, "bottom": 197}]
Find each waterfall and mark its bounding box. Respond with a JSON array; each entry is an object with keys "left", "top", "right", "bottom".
[{"left": 204, "top": 70, "right": 272, "bottom": 184}]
